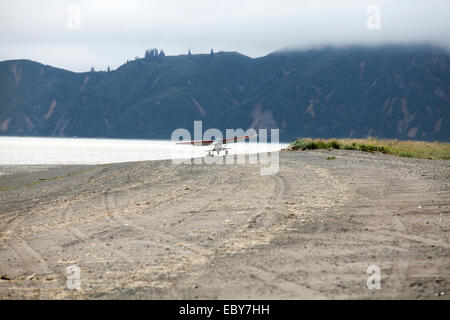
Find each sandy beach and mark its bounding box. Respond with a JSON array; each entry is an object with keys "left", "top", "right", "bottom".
[{"left": 0, "top": 150, "right": 448, "bottom": 299}]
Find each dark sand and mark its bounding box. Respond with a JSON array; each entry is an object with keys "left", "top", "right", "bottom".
[{"left": 0, "top": 150, "right": 448, "bottom": 299}]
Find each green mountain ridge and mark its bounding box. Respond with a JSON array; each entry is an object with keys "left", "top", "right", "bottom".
[{"left": 0, "top": 45, "right": 449, "bottom": 141}]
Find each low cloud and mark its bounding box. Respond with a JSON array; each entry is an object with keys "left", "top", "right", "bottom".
[{"left": 1, "top": 0, "right": 449, "bottom": 72}]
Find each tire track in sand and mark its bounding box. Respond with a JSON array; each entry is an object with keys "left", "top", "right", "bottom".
[
  {"left": 103, "top": 190, "right": 145, "bottom": 231},
  {"left": 62, "top": 203, "right": 136, "bottom": 262},
  {"left": 7, "top": 238, "right": 51, "bottom": 276}
]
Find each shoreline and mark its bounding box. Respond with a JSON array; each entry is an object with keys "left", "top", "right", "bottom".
[{"left": 0, "top": 136, "right": 288, "bottom": 166}]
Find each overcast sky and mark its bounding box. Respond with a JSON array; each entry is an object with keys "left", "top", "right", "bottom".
[{"left": 1, "top": 0, "right": 449, "bottom": 72}]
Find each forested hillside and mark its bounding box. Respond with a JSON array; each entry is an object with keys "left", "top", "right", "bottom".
[{"left": 1, "top": 45, "right": 448, "bottom": 141}]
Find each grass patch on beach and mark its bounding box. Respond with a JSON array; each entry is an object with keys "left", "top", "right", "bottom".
[
  {"left": 0, "top": 168, "right": 93, "bottom": 192},
  {"left": 289, "top": 138, "right": 450, "bottom": 160}
]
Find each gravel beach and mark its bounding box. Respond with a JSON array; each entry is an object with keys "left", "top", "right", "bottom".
[{"left": 0, "top": 150, "right": 449, "bottom": 299}]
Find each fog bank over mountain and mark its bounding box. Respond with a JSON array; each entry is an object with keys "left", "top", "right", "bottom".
[{"left": 1, "top": 0, "right": 450, "bottom": 71}]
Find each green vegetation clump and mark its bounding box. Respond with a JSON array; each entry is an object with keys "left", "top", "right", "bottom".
[
  {"left": 290, "top": 138, "right": 450, "bottom": 160},
  {"left": 291, "top": 138, "right": 376, "bottom": 152},
  {"left": 0, "top": 168, "right": 93, "bottom": 192}
]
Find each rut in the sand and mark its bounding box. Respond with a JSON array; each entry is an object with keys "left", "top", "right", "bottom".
[{"left": 0, "top": 150, "right": 448, "bottom": 299}]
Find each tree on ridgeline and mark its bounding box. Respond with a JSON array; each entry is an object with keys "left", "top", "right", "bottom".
[
  {"left": 145, "top": 48, "right": 159, "bottom": 61},
  {"left": 90, "top": 66, "right": 95, "bottom": 72},
  {"left": 188, "top": 49, "right": 192, "bottom": 56},
  {"left": 210, "top": 48, "right": 214, "bottom": 57},
  {"left": 159, "top": 49, "right": 165, "bottom": 57},
  {"left": 107, "top": 66, "right": 111, "bottom": 73}
]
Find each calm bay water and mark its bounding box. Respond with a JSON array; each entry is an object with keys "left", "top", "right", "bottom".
[{"left": 0, "top": 136, "right": 288, "bottom": 165}]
